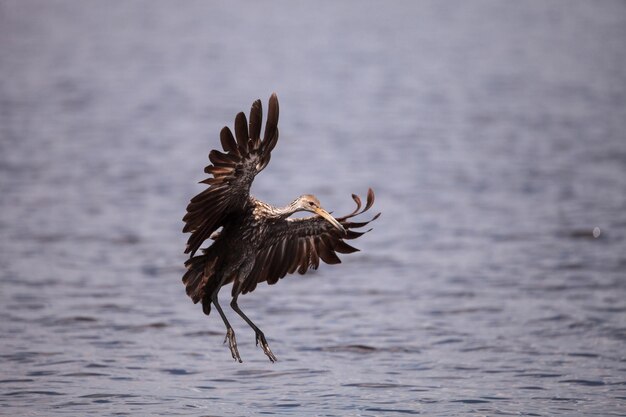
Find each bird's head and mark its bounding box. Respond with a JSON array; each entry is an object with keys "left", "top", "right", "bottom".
[{"left": 295, "top": 194, "right": 346, "bottom": 234}]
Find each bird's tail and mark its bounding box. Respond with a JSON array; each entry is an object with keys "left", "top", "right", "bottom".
[{"left": 182, "top": 251, "right": 220, "bottom": 315}]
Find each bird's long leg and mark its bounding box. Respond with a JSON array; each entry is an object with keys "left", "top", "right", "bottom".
[
  {"left": 230, "top": 294, "right": 277, "bottom": 363},
  {"left": 211, "top": 291, "right": 242, "bottom": 363}
]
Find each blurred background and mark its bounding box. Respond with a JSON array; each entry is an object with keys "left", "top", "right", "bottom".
[{"left": 1, "top": 1, "right": 625, "bottom": 415}]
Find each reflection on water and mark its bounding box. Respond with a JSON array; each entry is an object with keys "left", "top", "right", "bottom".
[{"left": 1, "top": 0, "right": 626, "bottom": 415}]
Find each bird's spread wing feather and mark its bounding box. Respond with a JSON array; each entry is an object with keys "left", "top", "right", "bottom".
[
  {"left": 183, "top": 94, "right": 280, "bottom": 256},
  {"left": 237, "top": 189, "right": 380, "bottom": 295}
]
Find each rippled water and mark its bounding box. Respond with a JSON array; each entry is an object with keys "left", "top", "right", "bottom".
[{"left": 1, "top": 1, "right": 626, "bottom": 415}]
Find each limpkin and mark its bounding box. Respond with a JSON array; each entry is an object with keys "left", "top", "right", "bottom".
[{"left": 182, "top": 93, "right": 379, "bottom": 362}]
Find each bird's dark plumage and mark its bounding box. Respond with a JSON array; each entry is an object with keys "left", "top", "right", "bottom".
[{"left": 182, "top": 93, "right": 378, "bottom": 362}]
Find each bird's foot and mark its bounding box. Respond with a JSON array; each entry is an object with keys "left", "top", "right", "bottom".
[
  {"left": 224, "top": 328, "right": 242, "bottom": 363},
  {"left": 256, "top": 331, "right": 277, "bottom": 363}
]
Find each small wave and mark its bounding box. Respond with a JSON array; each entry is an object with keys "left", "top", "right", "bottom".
[
  {"left": 343, "top": 383, "right": 414, "bottom": 389},
  {"left": 314, "top": 344, "right": 421, "bottom": 354},
  {"left": 451, "top": 399, "right": 490, "bottom": 404},
  {"left": 567, "top": 352, "right": 599, "bottom": 358},
  {"left": 432, "top": 338, "right": 463, "bottom": 345},
  {"left": 61, "top": 372, "right": 108, "bottom": 377},
  {"left": 51, "top": 316, "right": 98, "bottom": 326},
  {"left": 275, "top": 403, "right": 301, "bottom": 408},
  {"left": 235, "top": 368, "right": 328, "bottom": 379},
  {"left": 114, "top": 322, "right": 169, "bottom": 332},
  {"left": 364, "top": 407, "right": 419, "bottom": 415},
  {"left": 322, "top": 344, "right": 378, "bottom": 353},
  {"left": 559, "top": 379, "right": 605, "bottom": 386},
  {"left": 183, "top": 330, "right": 224, "bottom": 337},
  {"left": 85, "top": 363, "right": 109, "bottom": 368},
  {"left": 160, "top": 368, "right": 197, "bottom": 376},
  {"left": 80, "top": 393, "right": 138, "bottom": 399},
  {"left": 0, "top": 379, "right": 35, "bottom": 384},
  {"left": 4, "top": 390, "right": 64, "bottom": 396},
  {"left": 428, "top": 306, "right": 503, "bottom": 316},
  {"left": 515, "top": 372, "right": 562, "bottom": 378}
]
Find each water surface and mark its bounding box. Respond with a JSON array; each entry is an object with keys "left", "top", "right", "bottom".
[{"left": 1, "top": 1, "right": 625, "bottom": 415}]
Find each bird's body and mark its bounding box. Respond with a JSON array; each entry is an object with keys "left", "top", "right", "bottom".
[{"left": 182, "top": 94, "right": 378, "bottom": 362}]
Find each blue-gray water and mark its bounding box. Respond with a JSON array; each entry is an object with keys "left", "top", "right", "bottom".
[{"left": 1, "top": 1, "right": 625, "bottom": 415}]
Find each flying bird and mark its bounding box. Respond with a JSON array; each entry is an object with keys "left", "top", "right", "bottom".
[{"left": 182, "top": 93, "right": 379, "bottom": 362}]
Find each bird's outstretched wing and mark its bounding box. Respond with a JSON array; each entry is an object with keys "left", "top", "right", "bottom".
[
  {"left": 183, "top": 93, "right": 280, "bottom": 256},
  {"left": 236, "top": 189, "right": 380, "bottom": 295}
]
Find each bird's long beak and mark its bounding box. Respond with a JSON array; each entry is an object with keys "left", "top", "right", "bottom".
[{"left": 314, "top": 207, "right": 346, "bottom": 234}]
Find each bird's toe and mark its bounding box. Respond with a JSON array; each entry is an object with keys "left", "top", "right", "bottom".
[
  {"left": 225, "top": 328, "right": 243, "bottom": 363},
  {"left": 256, "top": 332, "right": 277, "bottom": 363}
]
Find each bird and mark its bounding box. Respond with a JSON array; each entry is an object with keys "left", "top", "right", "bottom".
[{"left": 182, "top": 93, "right": 379, "bottom": 363}]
